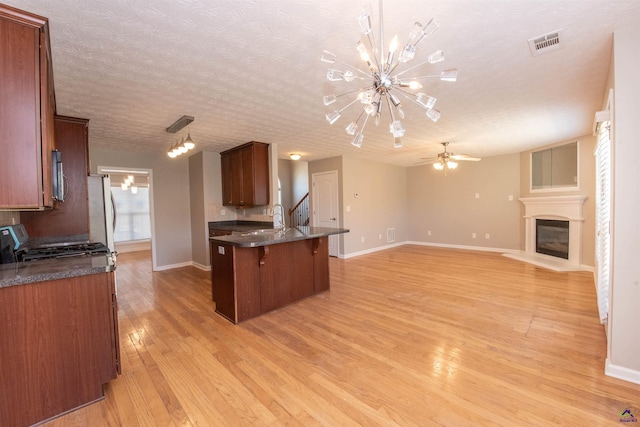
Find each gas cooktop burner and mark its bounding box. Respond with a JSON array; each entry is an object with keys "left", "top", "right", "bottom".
[{"left": 21, "top": 242, "right": 111, "bottom": 262}]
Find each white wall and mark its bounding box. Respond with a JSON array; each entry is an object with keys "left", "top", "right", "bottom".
[
  {"left": 408, "top": 153, "right": 521, "bottom": 251},
  {"left": 341, "top": 156, "right": 408, "bottom": 255},
  {"left": 189, "top": 151, "right": 225, "bottom": 268},
  {"left": 277, "top": 159, "right": 293, "bottom": 213},
  {"left": 292, "top": 160, "right": 309, "bottom": 203},
  {"left": 606, "top": 24, "right": 640, "bottom": 383}
]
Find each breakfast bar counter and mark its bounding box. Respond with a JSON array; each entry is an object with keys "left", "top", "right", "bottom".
[{"left": 209, "top": 226, "right": 348, "bottom": 323}]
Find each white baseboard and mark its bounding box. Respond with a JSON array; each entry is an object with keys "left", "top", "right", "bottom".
[
  {"left": 605, "top": 359, "right": 640, "bottom": 385},
  {"left": 340, "top": 241, "right": 517, "bottom": 259},
  {"left": 407, "top": 240, "right": 519, "bottom": 254},
  {"left": 154, "top": 260, "right": 211, "bottom": 272},
  {"left": 192, "top": 261, "right": 211, "bottom": 271},
  {"left": 341, "top": 242, "right": 405, "bottom": 259},
  {"left": 153, "top": 261, "right": 193, "bottom": 271}
]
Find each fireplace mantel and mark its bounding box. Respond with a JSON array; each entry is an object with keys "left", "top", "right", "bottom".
[{"left": 504, "top": 195, "right": 588, "bottom": 271}]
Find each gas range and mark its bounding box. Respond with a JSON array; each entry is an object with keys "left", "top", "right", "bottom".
[
  {"left": 1, "top": 224, "right": 114, "bottom": 264},
  {"left": 21, "top": 242, "right": 112, "bottom": 262}
]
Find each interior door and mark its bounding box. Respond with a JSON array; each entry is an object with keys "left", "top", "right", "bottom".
[{"left": 312, "top": 170, "right": 339, "bottom": 257}]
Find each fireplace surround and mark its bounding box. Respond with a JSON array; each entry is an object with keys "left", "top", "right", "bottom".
[{"left": 504, "top": 195, "right": 587, "bottom": 271}]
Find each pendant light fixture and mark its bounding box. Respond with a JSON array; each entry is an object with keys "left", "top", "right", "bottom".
[{"left": 166, "top": 115, "right": 196, "bottom": 158}]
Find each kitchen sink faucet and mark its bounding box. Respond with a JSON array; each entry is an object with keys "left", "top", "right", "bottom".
[{"left": 272, "top": 204, "right": 286, "bottom": 231}]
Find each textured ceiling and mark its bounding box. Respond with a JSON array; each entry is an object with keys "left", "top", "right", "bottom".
[{"left": 5, "top": 0, "right": 639, "bottom": 166}]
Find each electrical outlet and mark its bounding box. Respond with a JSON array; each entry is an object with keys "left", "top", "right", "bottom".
[
  {"left": 475, "top": 193, "right": 480, "bottom": 199},
  {"left": 220, "top": 209, "right": 226, "bottom": 216},
  {"left": 379, "top": 234, "right": 382, "bottom": 240},
  {"left": 428, "top": 230, "right": 432, "bottom": 236},
  {"left": 472, "top": 233, "right": 477, "bottom": 239},
  {"left": 485, "top": 233, "right": 490, "bottom": 239},
  {"left": 361, "top": 236, "right": 365, "bottom": 243},
  {"left": 218, "top": 246, "right": 225, "bottom": 255},
  {"left": 508, "top": 195, "right": 514, "bottom": 201},
  {"left": 346, "top": 205, "right": 351, "bottom": 212}
]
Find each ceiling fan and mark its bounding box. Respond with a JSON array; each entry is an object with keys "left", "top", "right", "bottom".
[{"left": 416, "top": 142, "right": 481, "bottom": 170}]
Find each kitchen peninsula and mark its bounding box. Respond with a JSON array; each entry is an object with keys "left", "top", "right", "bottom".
[{"left": 209, "top": 224, "right": 348, "bottom": 323}]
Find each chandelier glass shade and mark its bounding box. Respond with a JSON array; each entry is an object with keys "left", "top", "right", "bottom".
[
  {"left": 322, "top": 1, "right": 457, "bottom": 148},
  {"left": 120, "top": 175, "right": 138, "bottom": 194}
]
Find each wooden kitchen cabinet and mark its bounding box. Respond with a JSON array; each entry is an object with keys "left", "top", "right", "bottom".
[
  {"left": 220, "top": 141, "right": 270, "bottom": 207},
  {"left": 21, "top": 116, "right": 90, "bottom": 237},
  {"left": 0, "top": 271, "right": 120, "bottom": 427},
  {"left": 0, "top": 4, "right": 56, "bottom": 209}
]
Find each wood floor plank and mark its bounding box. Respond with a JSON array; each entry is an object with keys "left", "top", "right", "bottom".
[{"left": 41, "top": 246, "right": 640, "bottom": 426}]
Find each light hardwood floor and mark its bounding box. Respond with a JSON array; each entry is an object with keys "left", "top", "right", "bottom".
[{"left": 45, "top": 246, "right": 639, "bottom": 426}]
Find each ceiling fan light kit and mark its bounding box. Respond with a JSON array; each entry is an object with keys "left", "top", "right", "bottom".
[
  {"left": 418, "top": 142, "right": 481, "bottom": 171},
  {"left": 322, "top": 0, "right": 457, "bottom": 149}
]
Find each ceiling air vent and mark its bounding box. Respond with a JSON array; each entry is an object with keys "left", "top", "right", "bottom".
[{"left": 528, "top": 29, "right": 564, "bottom": 56}]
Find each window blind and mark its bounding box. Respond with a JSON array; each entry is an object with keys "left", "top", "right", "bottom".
[{"left": 594, "top": 120, "right": 611, "bottom": 324}]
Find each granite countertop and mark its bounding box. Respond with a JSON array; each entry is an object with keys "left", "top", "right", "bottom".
[
  {"left": 0, "top": 254, "right": 115, "bottom": 289},
  {"left": 209, "top": 225, "right": 349, "bottom": 248},
  {"left": 208, "top": 220, "right": 274, "bottom": 233}
]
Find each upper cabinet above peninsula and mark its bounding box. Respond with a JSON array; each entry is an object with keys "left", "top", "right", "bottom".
[
  {"left": 221, "top": 141, "right": 270, "bottom": 207},
  {"left": 0, "top": 4, "right": 56, "bottom": 210}
]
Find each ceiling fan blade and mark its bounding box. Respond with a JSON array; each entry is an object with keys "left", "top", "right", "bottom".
[
  {"left": 451, "top": 154, "right": 481, "bottom": 161},
  {"left": 415, "top": 156, "right": 441, "bottom": 165}
]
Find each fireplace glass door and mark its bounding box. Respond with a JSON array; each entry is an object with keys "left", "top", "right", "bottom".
[{"left": 536, "top": 219, "right": 570, "bottom": 259}]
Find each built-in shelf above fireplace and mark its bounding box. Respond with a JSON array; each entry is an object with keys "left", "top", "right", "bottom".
[{"left": 503, "top": 195, "right": 588, "bottom": 271}]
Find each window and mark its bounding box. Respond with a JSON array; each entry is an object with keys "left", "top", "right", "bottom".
[
  {"left": 531, "top": 141, "right": 578, "bottom": 190},
  {"left": 595, "top": 120, "right": 611, "bottom": 324},
  {"left": 112, "top": 186, "right": 151, "bottom": 242}
]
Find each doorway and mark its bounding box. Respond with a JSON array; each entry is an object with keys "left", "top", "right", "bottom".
[
  {"left": 98, "top": 166, "right": 157, "bottom": 269},
  {"left": 312, "top": 170, "right": 339, "bottom": 257}
]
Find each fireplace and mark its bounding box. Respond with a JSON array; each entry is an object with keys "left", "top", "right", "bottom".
[
  {"left": 504, "top": 195, "right": 587, "bottom": 271},
  {"left": 536, "top": 219, "right": 569, "bottom": 259}
]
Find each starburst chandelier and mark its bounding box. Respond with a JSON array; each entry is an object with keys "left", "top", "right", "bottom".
[{"left": 321, "top": 1, "right": 457, "bottom": 148}]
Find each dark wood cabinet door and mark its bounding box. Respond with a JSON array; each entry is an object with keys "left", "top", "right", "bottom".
[
  {"left": 0, "top": 273, "right": 118, "bottom": 427},
  {"left": 250, "top": 142, "right": 270, "bottom": 206},
  {"left": 241, "top": 145, "right": 255, "bottom": 205},
  {"left": 0, "top": 5, "right": 55, "bottom": 209},
  {"left": 230, "top": 149, "right": 245, "bottom": 205},
  {"left": 0, "top": 14, "right": 42, "bottom": 208},
  {"left": 221, "top": 152, "right": 233, "bottom": 205},
  {"left": 21, "top": 116, "right": 90, "bottom": 238},
  {"left": 220, "top": 141, "right": 270, "bottom": 207}
]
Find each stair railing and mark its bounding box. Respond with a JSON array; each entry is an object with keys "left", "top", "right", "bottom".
[{"left": 288, "top": 192, "right": 310, "bottom": 228}]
